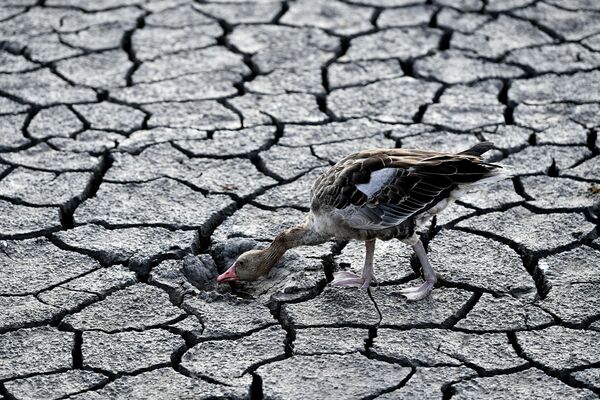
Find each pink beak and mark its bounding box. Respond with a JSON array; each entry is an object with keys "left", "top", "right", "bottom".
[{"left": 217, "top": 264, "right": 238, "bottom": 283}]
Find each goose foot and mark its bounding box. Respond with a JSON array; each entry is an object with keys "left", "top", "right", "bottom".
[
  {"left": 331, "top": 271, "right": 377, "bottom": 289},
  {"left": 398, "top": 239, "right": 437, "bottom": 301},
  {"left": 398, "top": 281, "right": 435, "bottom": 301}
]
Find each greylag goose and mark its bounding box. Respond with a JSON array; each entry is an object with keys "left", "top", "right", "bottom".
[{"left": 218, "top": 142, "right": 504, "bottom": 300}]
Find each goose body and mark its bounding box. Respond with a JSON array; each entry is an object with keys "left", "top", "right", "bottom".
[{"left": 218, "top": 142, "right": 504, "bottom": 300}]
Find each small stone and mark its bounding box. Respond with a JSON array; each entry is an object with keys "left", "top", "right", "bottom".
[
  {"left": 82, "top": 329, "right": 185, "bottom": 374},
  {"left": 455, "top": 293, "right": 553, "bottom": 332},
  {"left": 180, "top": 325, "right": 286, "bottom": 384},
  {"left": 517, "top": 326, "right": 600, "bottom": 371},
  {"left": 62, "top": 284, "right": 185, "bottom": 332},
  {"left": 372, "top": 328, "right": 525, "bottom": 371},
  {"left": 429, "top": 230, "right": 534, "bottom": 293},
  {"left": 457, "top": 206, "right": 595, "bottom": 253},
  {"left": 294, "top": 327, "right": 367, "bottom": 355},
  {"left": 452, "top": 368, "right": 597, "bottom": 399},
  {"left": 0, "top": 327, "right": 73, "bottom": 380},
  {"left": 28, "top": 105, "right": 83, "bottom": 139},
  {"left": 4, "top": 370, "right": 108, "bottom": 400},
  {"left": 259, "top": 353, "right": 411, "bottom": 399},
  {"left": 182, "top": 292, "right": 275, "bottom": 339}
]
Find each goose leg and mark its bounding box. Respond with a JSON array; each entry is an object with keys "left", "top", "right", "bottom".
[
  {"left": 331, "top": 239, "right": 377, "bottom": 289},
  {"left": 399, "top": 239, "right": 437, "bottom": 301}
]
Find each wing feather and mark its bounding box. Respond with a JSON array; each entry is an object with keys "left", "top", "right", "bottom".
[{"left": 312, "top": 143, "right": 501, "bottom": 230}]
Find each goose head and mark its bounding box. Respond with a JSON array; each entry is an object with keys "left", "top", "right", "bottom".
[{"left": 216, "top": 249, "right": 274, "bottom": 283}]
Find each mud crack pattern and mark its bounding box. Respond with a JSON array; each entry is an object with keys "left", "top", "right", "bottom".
[{"left": 1, "top": 0, "right": 600, "bottom": 399}]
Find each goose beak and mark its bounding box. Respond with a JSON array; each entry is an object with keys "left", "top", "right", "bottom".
[{"left": 217, "top": 264, "right": 238, "bottom": 283}]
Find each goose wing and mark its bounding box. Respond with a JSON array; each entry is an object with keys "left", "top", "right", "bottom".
[{"left": 311, "top": 142, "right": 500, "bottom": 230}]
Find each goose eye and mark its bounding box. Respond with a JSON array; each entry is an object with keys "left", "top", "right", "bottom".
[{"left": 237, "top": 261, "right": 244, "bottom": 267}]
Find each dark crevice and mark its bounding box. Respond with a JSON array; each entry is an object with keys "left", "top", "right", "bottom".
[
  {"left": 271, "top": 1, "right": 289, "bottom": 24},
  {"left": 498, "top": 80, "right": 515, "bottom": 125},
  {"left": 587, "top": 128, "right": 598, "bottom": 155},
  {"left": 60, "top": 151, "right": 114, "bottom": 230},
  {"left": 442, "top": 291, "right": 482, "bottom": 328},
  {"left": 250, "top": 372, "right": 264, "bottom": 400},
  {"left": 122, "top": 12, "right": 148, "bottom": 87},
  {"left": 507, "top": 332, "right": 600, "bottom": 396},
  {"left": 452, "top": 226, "right": 552, "bottom": 299},
  {"left": 72, "top": 330, "right": 83, "bottom": 369},
  {"left": 439, "top": 31, "right": 452, "bottom": 51}
]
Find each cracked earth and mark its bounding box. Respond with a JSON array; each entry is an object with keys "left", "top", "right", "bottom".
[{"left": 0, "top": 0, "right": 600, "bottom": 399}]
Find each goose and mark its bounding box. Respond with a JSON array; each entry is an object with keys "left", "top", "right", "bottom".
[{"left": 217, "top": 142, "right": 504, "bottom": 300}]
